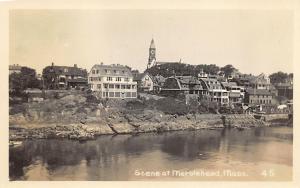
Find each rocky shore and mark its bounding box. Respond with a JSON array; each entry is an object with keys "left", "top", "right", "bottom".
[{"left": 9, "top": 93, "right": 285, "bottom": 141}]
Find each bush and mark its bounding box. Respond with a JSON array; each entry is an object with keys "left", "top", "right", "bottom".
[
  {"left": 86, "top": 94, "right": 100, "bottom": 104},
  {"left": 126, "top": 100, "right": 146, "bottom": 110},
  {"left": 199, "top": 99, "right": 219, "bottom": 114},
  {"left": 156, "top": 97, "right": 188, "bottom": 115}
]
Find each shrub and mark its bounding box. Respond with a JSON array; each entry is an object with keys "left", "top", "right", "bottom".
[
  {"left": 126, "top": 100, "right": 146, "bottom": 110},
  {"left": 86, "top": 94, "right": 100, "bottom": 104},
  {"left": 156, "top": 97, "right": 188, "bottom": 115}
]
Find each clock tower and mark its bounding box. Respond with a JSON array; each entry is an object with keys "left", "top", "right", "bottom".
[{"left": 147, "top": 38, "right": 156, "bottom": 69}]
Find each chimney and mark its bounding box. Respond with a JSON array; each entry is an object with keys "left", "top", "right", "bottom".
[
  {"left": 51, "top": 62, "right": 54, "bottom": 66},
  {"left": 100, "top": 62, "right": 103, "bottom": 65},
  {"left": 74, "top": 64, "right": 77, "bottom": 68}
]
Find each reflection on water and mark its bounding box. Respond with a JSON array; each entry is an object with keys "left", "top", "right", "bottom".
[{"left": 9, "top": 127, "right": 293, "bottom": 181}]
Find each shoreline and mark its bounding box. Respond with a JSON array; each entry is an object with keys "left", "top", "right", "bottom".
[
  {"left": 9, "top": 113, "right": 289, "bottom": 141},
  {"left": 9, "top": 94, "right": 291, "bottom": 141}
]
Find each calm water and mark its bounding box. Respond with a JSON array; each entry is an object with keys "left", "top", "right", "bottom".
[{"left": 9, "top": 127, "right": 293, "bottom": 181}]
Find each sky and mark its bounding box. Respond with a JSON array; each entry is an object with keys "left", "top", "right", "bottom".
[{"left": 9, "top": 9, "right": 293, "bottom": 75}]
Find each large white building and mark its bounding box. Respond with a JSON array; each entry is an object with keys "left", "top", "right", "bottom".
[
  {"left": 88, "top": 63, "right": 137, "bottom": 98},
  {"left": 200, "top": 76, "right": 229, "bottom": 106}
]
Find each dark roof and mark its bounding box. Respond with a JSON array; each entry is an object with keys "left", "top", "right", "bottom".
[
  {"left": 43, "top": 65, "right": 87, "bottom": 76},
  {"left": 90, "top": 64, "right": 133, "bottom": 77},
  {"left": 176, "top": 76, "right": 207, "bottom": 90},
  {"left": 222, "top": 82, "right": 237, "bottom": 88},
  {"left": 200, "top": 77, "right": 225, "bottom": 89},
  {"left": 246, "top": 89, "right": 272, "bottom": 95}
]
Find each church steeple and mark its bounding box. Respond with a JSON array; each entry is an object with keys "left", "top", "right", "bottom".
[
  {"left": 147, "top": 38, "right": 156, "bottom": 69},
  {"left": 150, "top": 38, "right": 155, "bottom": 49}
]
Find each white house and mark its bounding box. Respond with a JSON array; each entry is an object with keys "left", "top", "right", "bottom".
[
  {"left": 133, "top": 72, "right": 155, "bottom": 92},
  {"left": 88, "top": 63, "right": 137, "bottom": 98},
  {"left": 200, "top": 76, "right": 229, "bottom": 106}
]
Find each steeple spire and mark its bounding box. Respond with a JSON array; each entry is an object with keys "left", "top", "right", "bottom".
[{"left": 150, "top": 38, "right": 155, "bottom": 49}]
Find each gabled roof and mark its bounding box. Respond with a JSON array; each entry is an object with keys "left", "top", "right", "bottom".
[
  {"left": 43, "top": 65, "right": 87, "bottom": 76},
  {"left": 90, "top": 64, "right": 133, "bottom": 77},
  {"left": 133, "top": 72, "right": 153, "bottom": 81},
  {"left": 176, "top": 76, "right": 207, "bottom": 90}
]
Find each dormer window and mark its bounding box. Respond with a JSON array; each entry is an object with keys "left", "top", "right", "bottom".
[{"left": 64, "top": 68, "right": 68, "bottom": 73}]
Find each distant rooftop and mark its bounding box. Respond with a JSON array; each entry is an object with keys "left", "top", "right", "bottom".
[
  {"left": 9, "top": 64, "right": 22, "bottom": 70},
  {"left": 90, "top": 63, "right": 133, "bottom": 77}
]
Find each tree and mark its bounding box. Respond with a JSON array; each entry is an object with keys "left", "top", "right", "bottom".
[
  {"left": 9, "top": 66, "right": 41, "bottom": 94},
  {"left": 269, "top": 71, "right": 289, "bottom": 84},
  {"left": 220, "top": 64, "right": 238, "bottom": 77},
  {"left": 146, "top": 63, "right": 221, "bottom": 77},
  {"left": 196, "top": 64, "right": 220, "bottom": 75}
]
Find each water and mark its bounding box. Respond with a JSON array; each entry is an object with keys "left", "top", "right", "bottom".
[{"left": 9, "top": 126, "right": 293, "bottom": 181}]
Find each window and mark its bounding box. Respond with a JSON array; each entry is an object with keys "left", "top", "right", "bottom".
[
  {"left": 92, "top": 70, "right": 95, "bottom": 74},
  {"left": 132, "top": 85, "right": 136, "bottom": 89},
  {"left": 116, "top": 77, "right": 122, "bottom": 82},
  {"left": 104, "top": 84, "right": 108, "bottom": 89},
  {"left": 103, "top": 92, "right": 109, "bottom": 97},
  {"left": 115, "top": 84, "right": 120, "bottom": 89},
  {"left": 115, "top": 92, "right": 120, "bottom": 97},
  {"left": 96, "top": 70, "right": 99, "bottom": 74},
  {"left": 126, "top": 85, "right": 131, "bottom": 89},
  {"left": 107, "top": 77, "right": 112, "bottom": 81},
  {"left": 124, "top": 77, "right": 129, "bottom": 82},
  {"left": 126, "top": 92, "right": 131, "bottom": 98},
  {"left": 105, "top": 69, "right": 108, "bottom": 73},
  {"left": 109, "top": 84, "right": 114, "bottom": 89},
  {"left": 64, "top": 68, "right": 68, "bottom": 73},
  {"left": 97, "top": 84, "right": 101, "bottom": 89},
  {"left": 121, "top": 85, "right": 126, "bottom": 89},
  {"left": 109, "top": 92, "right": 114, "bottom": 97}
]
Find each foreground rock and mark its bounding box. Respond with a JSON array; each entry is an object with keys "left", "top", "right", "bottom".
[{"left": 9, "top": 93, "right": 276, "bottom": 141}]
